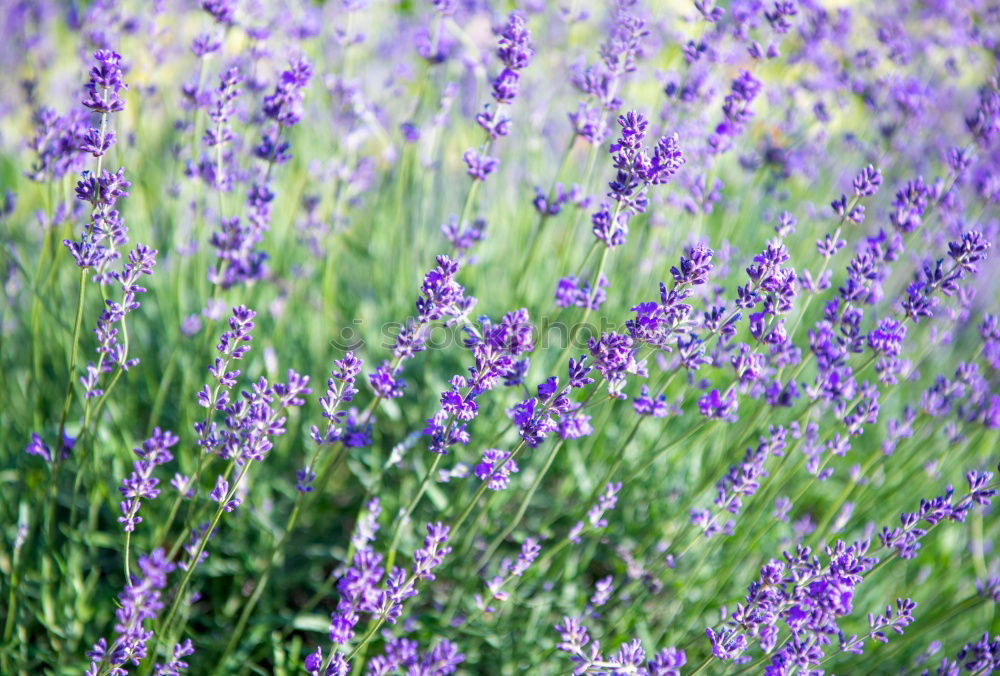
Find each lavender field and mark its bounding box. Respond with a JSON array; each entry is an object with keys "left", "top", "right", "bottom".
[{"left": 2, "top": 0, "right": 999, "bottom": 673}]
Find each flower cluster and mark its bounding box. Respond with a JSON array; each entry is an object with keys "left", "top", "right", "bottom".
[
  {"left": 196, "top": 66, "right": 243, "bottom": 191},
  {"left": 81, "top": 243, "right": 159, "bottom": 399},
  {"left": 368, "top": 523, "right": 453, "bottom": 628},
  {"left": 568, "top": 482, "right": 623, "bottom": 543},
  {"left": 708, "top": 70, "right": 762, "bottom": 153},
  {"left": 707, "top": 467, "right": 997, "bottom": 670},
  {"left": 587, "top": 332, "right": 646, "bottom": 400},
  {"left": 568, "top": 1, "right": 650, "bottom": 144},
  {"left": 475, "top": 12, "right": 534, "bottom": 140},
  {"left": 64, "top": 167, "right": 131, "bottom": 270},
  {"left": 532, "top": 183, "right": 589, "bottom": 217},
  {"left": 901, "top": 230, "right": 990, "bottom": 325},
  {"left": 555, "top": 274, "right": 609, "bottom": 310},
  {"left": 626, "top": 245, "right": 715, "bottom": 351},
  {"left": 878, "top": 469, "right": 997, "bottom": 559},
  {"left": 64, "top": 50, "right": 132, "bottom": 272},
  {"left": 81, "top": 49, "right": 128, "bottom": 119},
  {"left": 474, "top": 448, "right": 519, "bottom": 491},
  {"left": 117, "top": 428, "right": 179, "bottom": 532},
  {"left": 426, "top": 309, "right": 534, "bottom": 454},
  {"left": 441, "top": 216, "right": 486, "bottom": 259},
  {"left": 207, "top": 57, "right": 312, "bottom": 291},
  {"left": 395, "top": 255, "right": 475, "bottom": 359},
  {"left": 591, "top": 112, "right": 685, "bottom": 248},
  {"left": 690, "top": 426, "right": 787, "bottom": 538},
  {"left": 933, "top": 632, "right": 1000, "bottom": 674},
  {"left": 27, "top": 107, "right": 87, "bottom": 181},
  {"left": 86, "top": 549, "right": 175, "bottom": 675},
  {"left": 555, "top": 617, "right": 686, "bottom": 675},
  {"left": 476, "top": 537, "right": 542, "bottom": 612},
  {"left": 304, "top": 352, "right": 365, "bottom": 467},
  {"left": 510, "top": 353, "right": 597, "bottom": 447},
  {"left": 261, "top": 56, "right": 313, "bottom": 130}
]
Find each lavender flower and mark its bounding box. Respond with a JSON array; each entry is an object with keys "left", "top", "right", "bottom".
[
  {"left": 201, "top": 0, "right": 235, "bottom": 24},
  {"left": 425, "top": 310, "right": 532, "bottom": 454},
  {"left": 413, "top": 522, "right": 452, "bottom": 581},
  {"left": 590, "top": 576, "right": 614, "bottom": 607},
  {"left": 81, "top": 243, "right": 158, "bottom": 399},
  {"left": 25, "top": 432, "right": 71, "bottom": 464},
  {"left": 26, "top": 107, "right": 87, "bottom": 181},
  {"left": 262, "top": 56, "right": 313, "bottom": 129},
  {"left": 839, "top": 598, "right": 917, "bottom": 655},
  {"left": 153, "top": 639, "right": 195, "bottom": 675},
  {"left": 441, "top": 217, "right": 486, "bottom": 258},
  {"left": 304, "top": 647, "right": 349, "bottom": 675},
  {"left": 368, "top": 360, "right": 406, "bottom": 399},
  {"left": 474, "top": 448, "right": 519, "bottom": 491},
  {"left": 81, "top": 49, "right": 128, "bottom": 116},
  {"left": 64, "top": 50, "right": 132, "bottom": 272},
  {"left": 210, "top": 476, "right": 240, "bottom": 512},
  {"left": 118, "top": 428, "right": 179, "bottom": 532},
  {"left": 462, "top": 149, "right": 499, "bottom": 181},
  {"left": 555, "top": 274, "right": 609, "bottom": 310},
  {"left": 568, "top": 2, "right": 650, "bottom": 144},
  {"left": 708, "top": 467, "right": 997, "bottom": 670},
  {"left": 853, "top": 164, "right": 883, "bottom": 197},
  {"left": 86, "top": 550, "right": 174, "bottom": 674},
  {"left": 569, "top": 482, "right": 623, "bottom": 543},
  {"left": 556, "top": 616, "right": 686, "bottom": 674},
  {"left": 879, "top": 469, "right": 997, "bottom": 559},
  {"left": 587, "top": 332, "right": 645, "bottom": 399},
  {"left": 709, "top": 70, "right": 762, "bottom": 153},
  {"left": 692, "top": 427, "right": 787, "bottom": 538},
  {"left": 367, "top": 638, "right": 464, "bottom": 675},
  {"left": 508, "top": 537, "right": 542, "bottom": 577},
  {"left": 473, "top": 12, "right": 533, "bottom": 144},
  {"left": 477, "top": 537, "right": 542, "bottom": 612},
  {"left": 697, "top": 388, "right": 737, "bottom": 421},
  {"left": 198, "top": 66, "right": 243, "bottom": 192},
  {"left": 593, "top": 112, "right": 684, "bottom": 248},
  {"left": 633, "top": 384, "right": 669, "bottom": 417},
  {"left": 890, "top": 177, "right": 930, "bottom": 234},
  {"left": 936, "top": 633, "right": 1000, "bottom": 673}
]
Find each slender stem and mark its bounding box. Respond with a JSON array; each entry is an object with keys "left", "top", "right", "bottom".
[
  {"left": 144, "top": 459, "right": 250, "bottom": 674},
  {"left": 384, "top": 453, "right": 445, "bottom": 572},
  {"left": 516, "top": 133, "right": 578, "bottom": 297},
  {"left": 2, "top": 536, "right": 24, "bottom": 645},
  {"left": 216, "top": 497, "right": 305, "bottom": 667},
  {"left": 477, "top": 438, "right": 564, "bottom": 569},
  {"left": 145, "top": 346, "right": 180, "bottom": 436},
  {"left": 216, "top": 363, "right": 387, "bottom": 665},
  {"left": 622, "top": 419, "right": 709, "bottom": 486},
  {"left": 345, "top": 446, "right": 519, "bottom": 665},
  {"left": 124, "top": 530, "right": 133, "bottom": 581},
  {"left": 56, "top": 268, "right": 87, "bottom": 445}
]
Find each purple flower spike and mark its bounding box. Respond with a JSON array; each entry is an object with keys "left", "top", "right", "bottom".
[
  {"left": 698, "top": 388, "right": 738, "bottom": 421},
  {"left": 474, "top": 449, "right": 519, "bottom": 491},
  {"left": 262, "top": 56, "right": 312, "bottom": 128},
  {"left": 82, "top": 50, "right": 128, "bottom": 115},
  {"left": 463, "top": 149, "right": 499, "bottom": 181}
]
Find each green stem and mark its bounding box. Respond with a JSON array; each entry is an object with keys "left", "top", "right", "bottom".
[
  {"left": 477, "top": 439, "right": 564, "bottom": 569},
  {"left": 145, "top": 346, "right": 180, "bottom": 436},
  {"left": 516, "top": 133, "right": 578, "bottom": 298},
  {"left": 56, "top": 268, "right": 87, "bottom": 444},
  {"left": 384, "top": 453, "right": 446, "bottom": 571},
  {"left": 144, "top": 459, "right": 250, "bottom": 674}
]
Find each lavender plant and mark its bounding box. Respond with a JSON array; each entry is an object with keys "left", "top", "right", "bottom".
[{"left": 1, "top": 1, "right": 997, "bottom": 674}]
